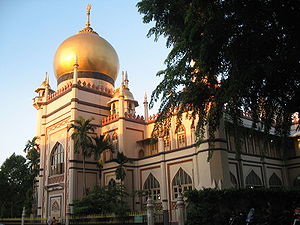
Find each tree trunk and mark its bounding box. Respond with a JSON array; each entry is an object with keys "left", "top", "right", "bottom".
[{"left": 83, "top": 155, "right": 86, "bottom": 197}]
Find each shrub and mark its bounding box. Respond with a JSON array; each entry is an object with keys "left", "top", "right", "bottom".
[{"left": 185, "top": 188, "right": 300, "bottom": 225}]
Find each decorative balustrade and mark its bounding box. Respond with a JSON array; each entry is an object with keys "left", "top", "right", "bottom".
[
  {"left": 78, "top": 80, "right": 113, "bottom": 95},
  {"left": 124, "top": 112, "right": 145, "bottom": 122},
  {"left": 47, "top": 82, "right": 72, "bottom": 101},
  {"left": 148, "top": 113, "right": 159, "bottom": 123},
  {"left": 33, "top": 96, "right": 44, "bottom": 104},
  {"left": 46, "top": 81, "right": 113, "bottom": 101},
  {"left": 102, "top": 114, "right": 119, "bottom": 125}
]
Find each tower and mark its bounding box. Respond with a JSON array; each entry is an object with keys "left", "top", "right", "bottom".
[{"left": 33, "top": 5, "right": 119, "bottom": 218}]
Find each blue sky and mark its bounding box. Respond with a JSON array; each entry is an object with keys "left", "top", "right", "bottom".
[{"left": 0, "top": 0, "right": 170, "bottom": 165}]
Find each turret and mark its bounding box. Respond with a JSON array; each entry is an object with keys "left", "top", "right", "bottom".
[
  {"left": 33, "top": 73, "right": 53, "bottom": 109},
  {"left": 107, "top": 71, "right": 138, "bottom": 116},
  {"left": 144, "top": 92, "right": 149, "bottom": 122}
]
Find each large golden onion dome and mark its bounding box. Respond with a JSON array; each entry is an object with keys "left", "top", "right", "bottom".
[{"left": 54, "top": 5, "right": 119, "bottom": 84}]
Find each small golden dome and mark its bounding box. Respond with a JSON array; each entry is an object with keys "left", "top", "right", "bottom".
[{"left": 54, "top": 30, "right": 119, "bottom": 82}]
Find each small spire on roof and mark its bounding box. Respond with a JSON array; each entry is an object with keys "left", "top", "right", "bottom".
[
  {"left": 86, "top": 4, "right": 91, "bottom": 27},
  {"left": 44, "top": 72, "right": 49, "bottom": 84},
  {"left": 124, "top": 71, "right": 129, "bottom": 88},
  {"left": 74, "top": 55, "right": 79, "bottom": 67},
  {"left": 121, "top": 71, "right": 125, "bottom": 86}
]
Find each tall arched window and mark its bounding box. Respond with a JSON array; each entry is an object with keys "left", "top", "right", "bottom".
[
  {"left": 50, "top": 143, "right": 64, "bottom": 176},
  {"left": 164, "top": 130, "right": 171, "bottom": 151},
  {"left": 150, "top": 131, "right": 158, "bottom": 155},
  {"left": 230, "top": 172, "right": 238, "bottom": 188},
  {"left": 269, "top": 173, "right": 282, "bottom": 188},
  {"left": 112, "top": 103, "right": 116, "bottom": 115},
  {"left": 112, "top": 131, "right": 118, "bottom": 151},
  {"left": 108, "top": 178, "right": 116, "bottom": 186},
  {"left": 293, "top": 175, "right": 300, "bottom": 187},
  {"left": 138, "top": 149, "right": 145, "bottom": 158},
  {"left": 245, "top": 170, "right": 263, "bottom": 188},
  {"left": 172, "top": 168, "right": 192, "bottom": 199},
  {"left": 144, "top": 173, "right": 160, "bottom": 201},
  {"left": 176, "top": 125, "right": 186, "bottom": 148}
]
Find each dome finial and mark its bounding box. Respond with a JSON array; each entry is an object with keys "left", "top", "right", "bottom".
[
  {"left": 78, "top": 4, "right": 98, "bottom": 34},
  {"left": 86, "top": 4, "right": 91, "bottom": 27}
]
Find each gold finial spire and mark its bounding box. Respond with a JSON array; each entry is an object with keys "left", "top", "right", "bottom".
[
  {"left": 78, "top": 4, "right": 98, "bottom": 34},
  {"left": 86, "top": 4, "right": 91, "bottom": 27}
]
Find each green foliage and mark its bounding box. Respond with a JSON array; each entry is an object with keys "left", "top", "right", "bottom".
[
  {"left": 0, "top": 154, "right": 32, "bottom": 217},
  {"left": 91, "top": 135, "right": 113, "bottom": 161},
  {"left": 24, "top": 136, "right": 40, "bottom": 179},
  {"left": 185, "top": 188, "right": 300, "bottom": 225},
  {"left": 68, "top": 116, "right": 95, "bottom": 196},
  {"left": 112, "top": 152, "right": 132, "bottom": 182},
  {"left": 89, "top": 134, "right": 113, "bottom": 181},
  {"left": 137, "top": 0, "right": 300, "bottom": 158},
  {"left": 68, "top": 116, "right": 95, "bottom": 157},
  {"left": 73, "top": 184, "right": 129, "bottom": 217}
]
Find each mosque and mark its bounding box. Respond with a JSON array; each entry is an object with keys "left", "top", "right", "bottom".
[{"left": 32, "top": 5, "right": 300, "bottom": 221}]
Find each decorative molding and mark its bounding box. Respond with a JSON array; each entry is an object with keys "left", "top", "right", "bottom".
[
  {"left": 47, "top": 118, "right": 69, "bottom": 133},
  {"left": 48, "top": 175, "right": 64, "bottom": 184}
]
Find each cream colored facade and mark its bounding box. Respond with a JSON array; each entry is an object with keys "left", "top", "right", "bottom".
[{"left": 32, "top": 7, "right": 300, "bottom": 222}]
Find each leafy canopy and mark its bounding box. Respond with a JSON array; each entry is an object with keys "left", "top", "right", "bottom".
[
  {"left": 0, "top": 154, "right": 32, "bottom": 217},
  {"left": 137, "top": 0, "right": 300, "bottom": 146},
  {"left": 112, "top": 152, "right": 132, "bottom": 181},
  {"left": 73, "top": 184, "right": 129, "bottom": 217},
  {"left": 24, "top": 136, "right": 40, "bottom": 178},
  {"left": 68, "top": 116, "right": 95, "bottom": 157}
]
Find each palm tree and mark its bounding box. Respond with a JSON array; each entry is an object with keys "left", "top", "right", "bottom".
[
  {"left": 113, "top": 152, "right": 132, "bottom": 182},
  {"left": 24, "top": 136, "right": 40, "bottom": 178},
  {"left": 90, "top": 135, "right": 113, "bottom": 183},
  {"left": 68, "top": 116, "right": 95, "bottom": 196},
  {"left": 24, "top": 136, "right": 40, "bottom": 216}
]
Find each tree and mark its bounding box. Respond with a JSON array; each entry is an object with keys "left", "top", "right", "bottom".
[
  {"left": 137, "top": 0, "right": 300, "bottom": 155},
  {"left": 90, "top": 135, "right": 113, "bottom": 182},
  {"left": 73, "top": 184, "right": 129, "bottom": 217},
  {"left": 68, "top": 116, "right": 95, "bottom": 196},
  {"left": 24, "top": 136, "right": 40, "bottom": 216},
  {"left": 0, "top": 154, "right": 31, "bottom": 217},
  {"left": 112, "top": 152, "right": 132, "bottom": 182},
  {"left": 24, "top": 136, "right": 40, "bottom": 178}
]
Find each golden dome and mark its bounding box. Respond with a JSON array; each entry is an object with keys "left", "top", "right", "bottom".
[{"left": 54, "top": 27, "right": 119, "bottom": 82}]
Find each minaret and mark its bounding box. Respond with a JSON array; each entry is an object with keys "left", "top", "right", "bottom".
[
  {"left": 124, "top": 71, "right": 129, "bottom": 89},
  {"left": 144, "top": 92, "right": 149, "bottom": 122},
  {"left": 68, "top": 58, "right": 79, "bottom": 214},
  {"left": 73, "top": 56, "right": 78, "bottom": 84}
]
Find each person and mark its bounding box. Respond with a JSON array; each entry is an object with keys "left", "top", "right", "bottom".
[
  {"left": 246, "top": 208, "right": 255, "bottom": 225},
  {"left": 52, "top": 217, "right": 57, "bottom": 225},
  {"left": 47, "top": 217, "right": 52, "bottom": 225},
  {"left": 293, "top": 207, "right": 300, "bottom": 225}
]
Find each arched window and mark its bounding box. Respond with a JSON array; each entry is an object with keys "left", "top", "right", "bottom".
[
  {"left": 51, "top": 200, "right": 60, "bottom": 212},
  {"left": 150, "top": 131, "right": 158, "bottom": 155},
  {"left": 112, "top": 103, "right": 116, "bottom": 115},
  {"left": 176, "top": 125, "right": 186, "bottom": 148},
  {"left": 138, "top": 149, "right": 145, "bottom": 158},
  {"left": 108, "top": 178, "right": 116, "bottom": 186},
  {"left": 102, "top": 134, "right": 112, "bottom": 162},
  {"left": 269, "top": 173, "right": 282, "bottom": 188},
  {"left": 172, "top": 168, "right": 192, "bottom": 199},
  {"left": 112, "top": 131, "right": 118, "bottom": 151},
  {"left": 50, "top": 143, "right": 64, "bottom": 176},
  {"left": 103, "top": 149, "right": 113, "bottom": 162},
  {"left": 230, "top": 172, "right": 238, "bottom": 188},
  {"left": 245, "top": 170, "right": 263, "bottom": 188},
  {"left": 164, "top": 130, "right": 171, "bottom": 151},
  {"left": 128, "top": 103, "right": 133, "bottom": 114},
  {"left": 293, "top": 175, "right": 300, "bottom": 187},
  {"left": 144, "top": 173, "right": 160, "bottom": 201}
]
